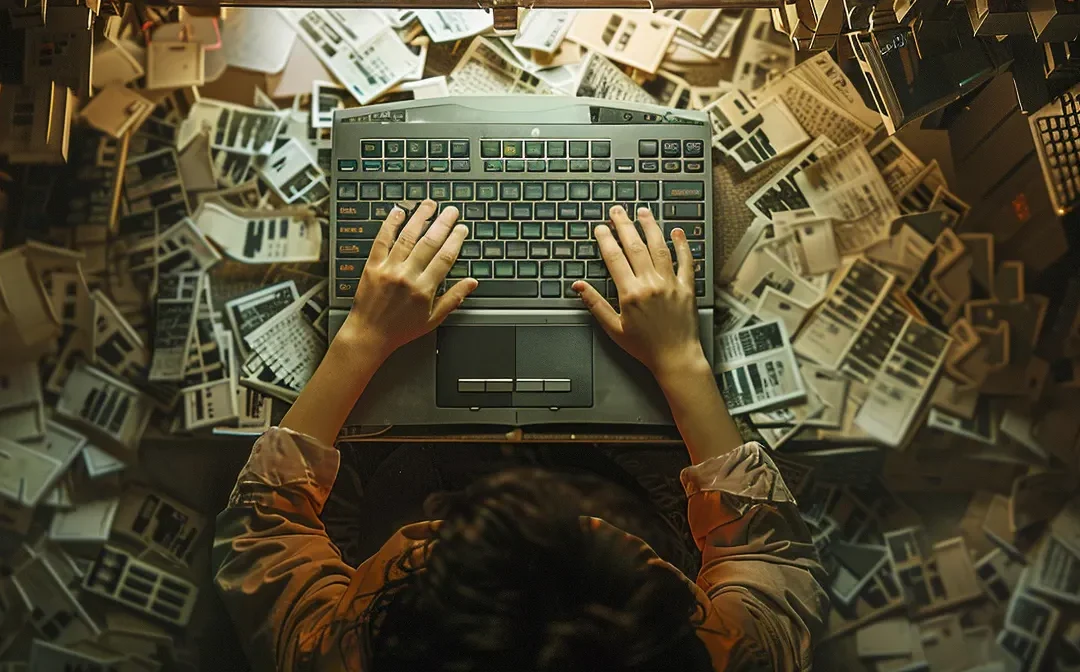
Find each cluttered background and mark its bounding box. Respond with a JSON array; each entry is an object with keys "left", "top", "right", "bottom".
[{"left": 1, "top": 2, "right": 1080, "bottom": 670}]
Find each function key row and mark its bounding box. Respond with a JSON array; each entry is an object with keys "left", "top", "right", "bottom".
[
  {"left": 638, "top": 139, "right": 706, "bottom": 159},
  {"left": 481, "top": 139, "right": 610, "bottom": 160},
  {"left": 339, "top": 158, "right": 471, "bottom": 174},
  {"left": 358, "top": 139, "right": 469, "bottom": 160}
]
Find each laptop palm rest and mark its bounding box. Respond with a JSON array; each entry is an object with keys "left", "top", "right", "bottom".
[{"left": 435, "top": 325, "right": 593, "bottom": 408}]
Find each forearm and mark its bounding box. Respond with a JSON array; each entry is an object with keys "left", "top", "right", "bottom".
[
  {"left": 280, "top": 318, "right": 388, "bottom": 445},
  {"left": 655, "top": 353, "right": 744, "bottom": 465}
]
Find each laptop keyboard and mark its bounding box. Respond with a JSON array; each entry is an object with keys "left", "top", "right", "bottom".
[{"left": 334, "top": 136, "right": 709, "bottom": 303}]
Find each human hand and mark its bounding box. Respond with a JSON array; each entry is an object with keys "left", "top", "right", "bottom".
[
  {"left": 341, "top": 200, "right": 476, "bottom": 360},
  {"left": 573, "top": 205, "right": 705, "bottom": 380}
]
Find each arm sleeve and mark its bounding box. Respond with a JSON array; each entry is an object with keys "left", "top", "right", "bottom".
[
  {"left": 211, "top": 427, "right": 353, "bottom": 672},
  {"left": 681, "top": 442, "right": 830, "bottom": 671}
]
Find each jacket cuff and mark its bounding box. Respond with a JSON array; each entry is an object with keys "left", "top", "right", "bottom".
[
  {"left": 680, "top": 442, "right": 795, "bottom": 516},
  {"left": 227, "top": 427, "right": 340, "bottom": 513}
]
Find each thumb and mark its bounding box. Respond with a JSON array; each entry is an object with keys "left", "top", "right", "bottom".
[
  {"left": 573, "top": 280, "right": 622, "bottom": 338},
  {"left": 430, "top": 278, "right": 477, "bottom": 326}
]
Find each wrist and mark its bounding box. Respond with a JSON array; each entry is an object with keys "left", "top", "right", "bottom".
[
  {"left": 330, "top": 316, "right": 391, "bottom": 381},
  {"left": 652, "top": 345, "right": 712, "bottom": 391}
]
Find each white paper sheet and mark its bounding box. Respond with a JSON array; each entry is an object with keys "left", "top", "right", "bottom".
[
  {"left": 573, "top": 51, "right": 656, "bottom": 104},
  {"left": 194, "top": 202, "right": 322, "bottom": 264},
  {"left": 716, "top": 320, "right": 806, "bottom": 414},
  {"left": 221, "top": 8, "right": 298, "bottom": 73},
  {"left": 417, "top": 9, "right": 493, "bottom": 43},
  {"left": 514, "top": 9, "right": 576, "bottom": 53}
]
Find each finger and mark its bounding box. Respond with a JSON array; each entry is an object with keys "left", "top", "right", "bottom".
[
  {"left": 595, "top": 224, "right": 634, "bottom": 288},
  {"left": 671, "top": 227, "right": 693, "bottom": 286},
  {"left": 389, "top": 199, "right": 437, "bottom": 263},
  {"left": 610, "top": 205, "right": 654, "bottom": 275},
  {"left": 429, "top": 278, "right": 478, "bottom": 327},
  {"left": 419, "top": 223, "right": 469, "bottom": 289},
  {"left": 573, "top": 280, "right": 622, "bottom": 337},
  {"left": 410, "top": 205, "right": 459, "bottom": 270},
  {"left": 370, "top": 206, "right": 407, "bottom": 261},
  {"left": 638, "top": 207, "right": 673, "bottom": 277}
]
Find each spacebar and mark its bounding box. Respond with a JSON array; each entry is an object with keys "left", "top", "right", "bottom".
[{"left": 469, "top": 280, "right": 539, "bottom": 298}]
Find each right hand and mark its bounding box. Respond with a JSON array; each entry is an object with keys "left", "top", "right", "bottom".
[{"left": 573, "top": 205, "right": 706, "bottom": 379}]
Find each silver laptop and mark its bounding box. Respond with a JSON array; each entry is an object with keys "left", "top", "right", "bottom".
[{"left": 328, "top": 96, "right": 714, "bottom": 427}]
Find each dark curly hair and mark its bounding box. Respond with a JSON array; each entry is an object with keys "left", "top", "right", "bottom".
[{"left": 351, "top": 468, "right": 713, "bottom": 672}]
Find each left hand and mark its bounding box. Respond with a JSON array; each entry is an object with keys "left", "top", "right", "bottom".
[{"left": 340, "top": 199, "right": 476, "bottom": 360}]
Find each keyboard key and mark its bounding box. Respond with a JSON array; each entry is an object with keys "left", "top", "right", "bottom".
[
  {"left": 357, "top": 182, "right": 378, "bottom": 199},
  {"left": 461, "top": 241, "right": 481, "bottom": 259},
  {"left": 385, "top": 160, "right": 404, "bottom": 172},
  {"left": 337, "top": 240, "right": 373, "bottom": 257},
  {"left": 430, "top": 160, "right": 450, "bottom": 172},
  {"left": 484, "top": 160, "right": 504, "bottom": 172},
  {"left": 591, "top": 140, "right": 611, "bottom": 158},
  {"left": 337, "top": 260, "right": 365, "bottom": 278},
  {"left": 662, "top": 160, "right": 681, "bottom": 173},
  {"left": 546, "top": 182, "right": 568, "bottom": 200},
  {"left": 451, "top": 140, "right": 470, "bottom": 158},
  {"left": 489, "top": 202, "right": 510, "bottom": 219},
  {"left": 518, "top": 184, "right": 542, "bottom": 202},
  {"left": 475, "top": 222, "right": 496, "bottom": 239},
  {"left": 665, "top": 222, "right": 706, "bottom": 238},
  {"left": 506, "top": 159, "right": 525, "bottom": 172},
  {"left": 336, "top": 279, "right": 359, "bottom": 297},
  {"left": 695, "top": 279, "right": 705, "bottom": 297},
  {"left": 526, "top": 141, "right": 545, "bottom": 158},
  {"left": 361, "top": 140, "right": 382, "bottom": 157},
  {"left": 464, "top": 202, "right": 486, "bottom": 220},
  {"left": 591, "top": 181, "right": 613, "bottom": 200},
  {"left": 541, "top": 280, "right": 561, "bottom": 297},
  {"left": 470, "top": 280, "right": 538, "bottom": 298},
  {"left": 570, "top": 159, "right": 590, "bottom": 172},
  {"left": 506, "top": 241, "right": 528, "bottom": 259},
  {"left": 581, "top": 203, "right": 604, "bottom": 220},
  {"left": 546, "top": 222, "right": 567, "bottom": 239},
  {"left": 578, "top": 243, "right": 599, "bottom": 259},
  {"left": 339, "top": 182, "right": 359, "bottom": 199},
  {"left": 689, "top": 241, "right": 704, "bottom": 258},
  {"left": 693, "top": 259, "right": 705, "bottom": 278},
  {"left": 448, "top": 261, "right": 470, "bottom": 278},
  {"left": 661, "top": 140, "right": 682, "bottom": 158},
  {"left": 535, "top": 203, "right": 557, "bottom": 219},
  {"left": 429, "top": 140, "right": 449, "bottom": 158},
  {"left": 591, "top": 159, "right": 611, "bottom": 172},
  {"left": 664, "top": 181, "right": 705, "bottom": 200},
  {"left": 552, "top": 241, "right": 574, "bottom": 258},
  {"left": 477, "top": 182, "right": 498, "bottom": 200},
  {"left": 569, "top": 182, "right": 590, "bottom": 200},
  {"left": 527, "top": 159, "right": 546, "bottom": 172},
  {"left": 663, "top": 203, "right": 705, "bottom": 220},
  {"left": 547, "top": 141, "right": 567, "bottom": 158},
  {"left": 472, "top": 261, "right": 492, "bottom": 278},
  {"left": 503, "top": 141, "right": 523, "bottom": 158},
  {"left": 615, "top": 159, "right": 635, "bottom": 172},
  {"left": 512, "top": 203, "right": 532, "bottom": 219},
  {"left": 383, "top": 182, "right": 405, "bottom": 199},
  {"left": 498, "top": 222, "right": 519, "bottom": 239},
  {"left": 685, "top": 160, "right": 704, "bottom": 173},
  {"left": 530, "top": 241, "right": 550, "bottom": 257},
  {"left": 481, "top": 140, "right": 500, "bottom": 157},
  {"left": 569, "top": 141, "right": 589, "bottom": 158},
  {"left": 494, "top": 260, "right": 515, "bottom": 277},
  {"left": 586, "top": 260, "right": 607, "bottom": 277},
  {"left": 483, "top": 242, "right": 505, "bottom": 258},
  {"left": 338, "top": 159, "right": 358, "bottom": 172},
  {"left": 430, "top": 182, "right": 450, "bottom": 200},
  {"left": 639, "top": 160, "right": 659, "bottom": 173},
  {"left": 518, "top": 260, "right": 539, "bottom": 278},
  {"left": 564, "top": 260, "right": 585, "bottom": 277},
  {"left": 548, "top": 159, "right": 569, "bottom": 172},
  {"left": 385, "top": 140, "right": 404, "bottom": 157},
  {"left": 616, "top": 181, "right": 636, "bottom": 200},
  {"left": 372, "top": 202, "right": 393, "bottom": 219},
  {"left": 407, "top": 140, "right": 426, "bottom": 157},
  {"left": 407, "top": 159, "right": 427, "bottom": 172},
  {"left": 558, "top": 203, "right": 579, "bottom": 219},
  {"left": 337, "top": 202, "right": 370, "bottom": 220},
  {"left": 639, "top": 139, "right": 659, "bottom": 157},
  {"left": 500, "top": 182, "right": 522, "bottom": 200},
  {"left": 569, "top": 222, "right": 589, "bottom": 239},
  {"left": 338, "top": 222, "right": 379, "bottom": 238},
  {"left": 362, "top": 160, "right": 381, "bottom": 172},
  {"left": 453, "top": 183, "right": 474, "bottom": 200},
  {"left": 522, "top": 222, "right": 543, "bottom": 239},
  {"left": 684, "top": 139, "right": 705, "bottom": 157},
  {"left": 564, "top": 279, "right": 603, "bottom": 298},
  {"left": 639, "top": 181, "right": 659, "bottom": 200},
  {"left": 541, "top": 261, "right": 561, "bottom": 278}
]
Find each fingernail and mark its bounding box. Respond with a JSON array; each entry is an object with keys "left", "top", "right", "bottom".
[
  {"left": 611, "top": 205, "right": 623, "bottom": 215},
  {"left": 390, "top": 205, "right": 404, "bottom": 215},
  {"left": 638, "top": 207, "right": 651, "bottom": 217}
]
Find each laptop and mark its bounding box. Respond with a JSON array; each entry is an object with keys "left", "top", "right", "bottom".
[{"left": 328, "top": 95, "right": 714, "bottom": 428}]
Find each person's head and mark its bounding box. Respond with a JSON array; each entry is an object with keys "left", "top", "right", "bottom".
[{"left": 357, "top": 469, "right": 713, "bottom": 672}]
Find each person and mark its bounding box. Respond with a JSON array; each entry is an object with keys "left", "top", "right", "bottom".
[{"left": 212, "top": 200, "right": 829, "bottom": 672}]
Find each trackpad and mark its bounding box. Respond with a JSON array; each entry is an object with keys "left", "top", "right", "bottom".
[{"left": 435, "top": 325, "right": 593, "bottom": 408}]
